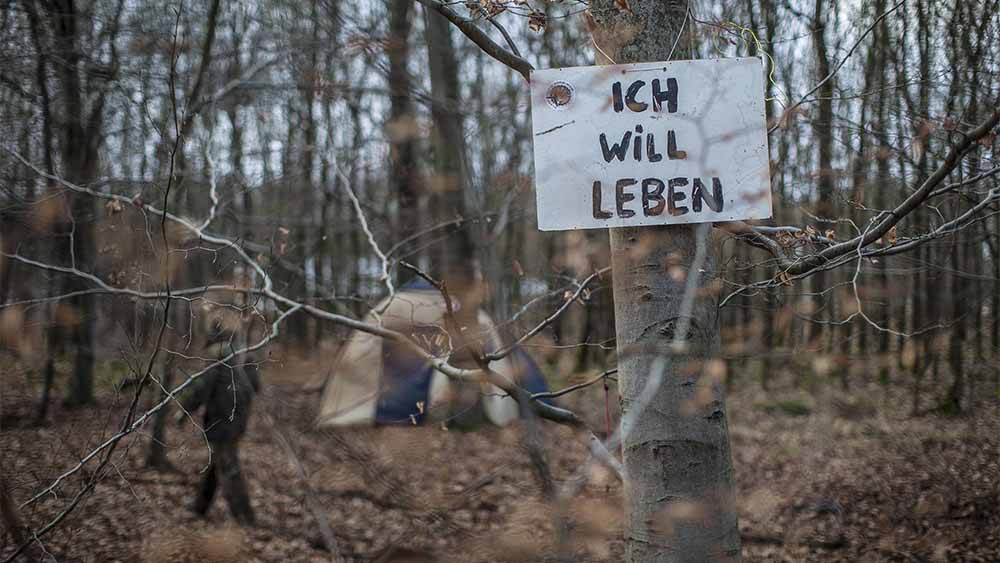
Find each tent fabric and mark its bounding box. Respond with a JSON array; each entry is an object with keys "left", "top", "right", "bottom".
[{"left": 315, "top": 288, "right": 551, "bottom": 428}]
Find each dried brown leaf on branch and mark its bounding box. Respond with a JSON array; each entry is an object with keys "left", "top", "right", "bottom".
[
  {"left": 615, "top": 0, "right": 633, "bottom": 13},
  {"left": 104, "top": 199, "right": 124, "bottom": 215},
  {"left": 885, "top": 225, "right": 898, "bottom": 245},
  {"left": 528, "top": 10, "right": 546, "bottom": 32},
  {"left": 466, "top": 0, "right": 506, "bottom": 18}
]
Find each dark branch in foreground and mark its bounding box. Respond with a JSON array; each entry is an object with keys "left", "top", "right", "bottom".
[{"left": 721, "top": 104, "right": 1000, "bottom": 291}]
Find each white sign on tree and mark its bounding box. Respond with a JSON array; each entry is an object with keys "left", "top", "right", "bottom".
[{"left": 530, "top": 57, "right": 772, "bottom": 231}]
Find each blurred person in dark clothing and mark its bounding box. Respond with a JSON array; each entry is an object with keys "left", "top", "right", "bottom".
[{"left": 177, "top": 322, "right": 260, "bottom": 526}]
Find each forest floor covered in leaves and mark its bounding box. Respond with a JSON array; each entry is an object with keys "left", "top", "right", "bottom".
[{"left": 2, "top": 351, "right": 999, "bottom": 563}]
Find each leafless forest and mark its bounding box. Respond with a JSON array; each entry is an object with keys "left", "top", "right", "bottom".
[{"left": 1, "top": 0, "right": 999, "bottom": 562}]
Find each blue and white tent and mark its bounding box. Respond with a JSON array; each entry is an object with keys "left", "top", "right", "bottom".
[{"left": 315, "top": 284, "right": 550, "bottom": 427}]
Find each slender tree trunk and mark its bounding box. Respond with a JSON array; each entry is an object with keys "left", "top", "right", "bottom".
[
  {"left": 988, "top": 202, "right": 1000, "bottom": 360},
  {"left": 810, "top": 0, "right": 835, "bottom": 355},
  {"left": 34, "top": 355, "right": 56, "bottom": 425},
  {"left": 590, "top": 2, "right": 740, "bottom": 561},
  {"left": 43, "top": 0, "right": 99, "bottom": 408},
  {"left": 347, "top": 101, "right": 364, "bottom": 314},
  {"left": 849, "top": 0, "right": 880, "bottom": 385},
  {"left": 145, "top": 352, "right": 177, "bottom": 470},
  {"left": 423, "top": 4, "right": 479, "bottom": 323},
  {"left": 65, "top": 226, "right": 96, "bottom": 407},
  {"left": 291, "top": 0, "right": 320, "bottom": 347},
  {"left": 573, "top": 303, "right": 594, "bottom": 373},
  {"left": 388, "top": 0, "right": 420, "bottom": 261},
  {"left": 759, "top": 0, "right": 777, "bottom": 390},
  {"left": 0, "top": 472, "right": 37, "bottom": 562},
  {"left": 946, "top": 231, "right": 965, "bottom": 413},
  {"left": 316, "top": 67, "right": 335, "bottom": 346},
  {"left": 875, "top": 104, "right": 891, "bottom": 386},
  {"left": 25, "top": 1, "right": 61, "bottom": 421}
]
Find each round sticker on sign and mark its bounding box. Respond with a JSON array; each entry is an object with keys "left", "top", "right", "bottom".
[{"left": 545, "top": 81, "right": 574, "bottom": 110}]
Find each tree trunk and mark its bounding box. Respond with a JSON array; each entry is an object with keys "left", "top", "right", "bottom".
[
  {"left": 388, "top": 0, "right": 420, "bottom": 254},
  {"left": 810, "top": 0, "right": 835, "bottom": 353},
  {"left": 422, "top": 5, "right": 485, "bottom": 429},
  {"left": 945, "top": 210, "right": 966, "bottom": 414},
  {"left": 34, "top": 355, "right": 56, "bottom": 426},
  {"left": 0, "top": 472, "right": 37, "bottom": 562},
  {"left": 145, "top": 353, "right": 177, "bottom": 470},
  {"left": 45, "top": 0, "right": 99, "bottom": 408},
  {"left": 291, "top": 0, "right": 321, "bottom": 347},
  {"left": 25, "top": 1, "right": 61, "bottom": 422},
  {"left": 590, "top": 1, "right": 740, "bottom": 561},
  {"left": 347, "top": 100, "right": 364, "bottom": 314},
  {"left": 423, "top": 4, "right": 479, "bottom": 323}
]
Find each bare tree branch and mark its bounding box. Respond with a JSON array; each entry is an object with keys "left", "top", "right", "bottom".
[{"left": 414, "top": 0, "right": 534, "bottom": 81}]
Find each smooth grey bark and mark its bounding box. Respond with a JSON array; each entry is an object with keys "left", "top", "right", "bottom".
[{"left": 590, "top": 1, "right": 740, "bottom": 561}]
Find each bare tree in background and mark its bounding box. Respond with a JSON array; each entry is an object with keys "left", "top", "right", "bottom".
[{"left": 1, "top": 0, "right": 998, "bottom": 562}]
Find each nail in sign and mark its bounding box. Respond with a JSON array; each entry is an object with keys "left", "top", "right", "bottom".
[{"left": 530, "top": 57, "right": 772, "bottom": 231}]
